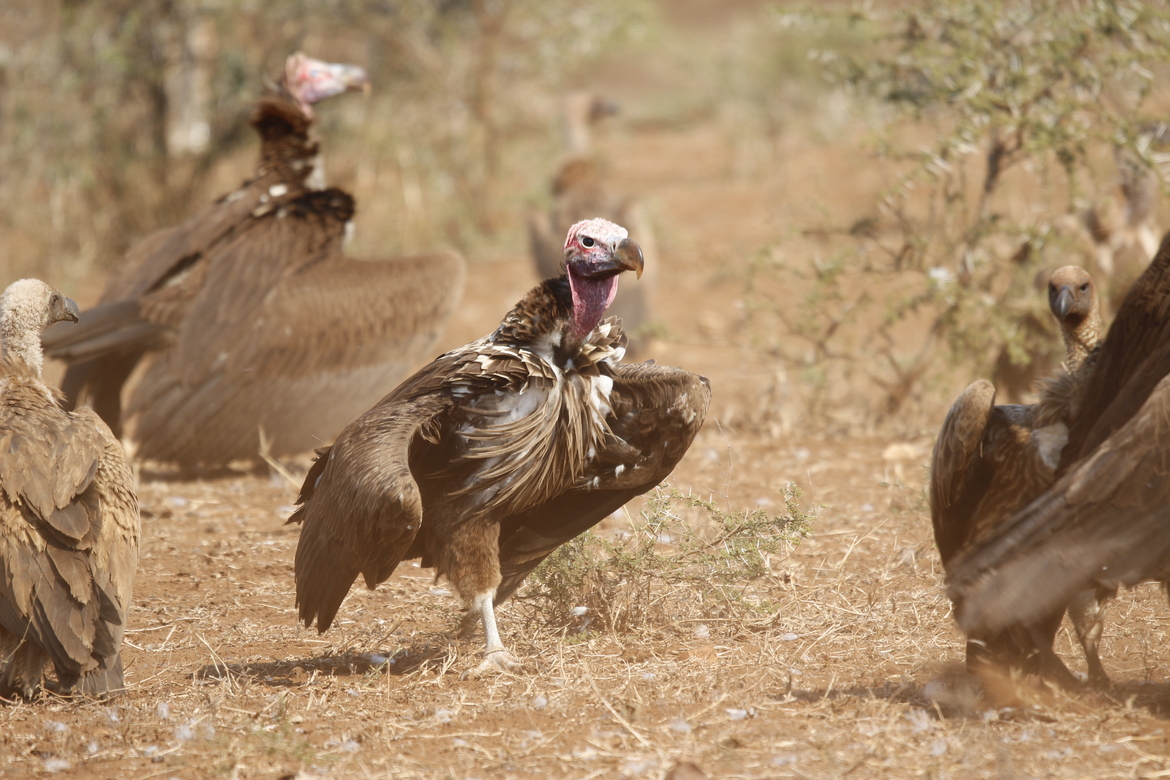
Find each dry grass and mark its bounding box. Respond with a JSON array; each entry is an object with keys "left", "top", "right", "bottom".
[
  {"left": 7, "top": 2, "right": 1170, "bottom": 779},
  {"left": 7, "top": 442, "right": 1170, "bottom": 779}
]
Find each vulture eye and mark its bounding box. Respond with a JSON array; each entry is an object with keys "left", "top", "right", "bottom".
[
  {"left": 49, "top": 294, "right": 59, "bottom": 306},
  {"left": 1080, "top": 283, "right": 1089, "bottom": 293},
  {"left": 581, "top": 236, "right": 596, "bottom": 248}
]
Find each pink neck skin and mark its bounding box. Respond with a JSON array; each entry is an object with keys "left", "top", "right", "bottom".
[{"left": 567, "top": 271, "right": 619, "bottom": 345}]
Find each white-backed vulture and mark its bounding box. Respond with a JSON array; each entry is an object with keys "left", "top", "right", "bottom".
[
  {"left": 528, "top": 92, "right": 659, "bottom": 356},
  {"left": 0, "top": 280, "right": 138, "bottom": 699},
  {"left": 289, "top": 219, "right": 710, "bottom": 676},
  {"left": 931, "top": 266, "right": 1103, "bottom": 686},
  {"left": 43, "top": 53, "right": 465, "bottom": 468},
  {"left": 947, "top": 233, "right": 1170, "bottom": 682}
]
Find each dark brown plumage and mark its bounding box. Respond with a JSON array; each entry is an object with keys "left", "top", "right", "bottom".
[
  {"left": 289, "top": 218, "right": 710, "bottom": 675},
  {"left": 947, "top": 233, "right": 1170, "bottom": 682},
  {"left": 43, "top": 53, "right": 465, "bottom": 468},
  {"left": 931, "top": 266, "right": 1102, "bottom": 686},
  {"left": 528, "top": 92, "right": 658, "bottom": 356},
  {"left": 0, "top": 280, "right": 138, "bottom": 699}
]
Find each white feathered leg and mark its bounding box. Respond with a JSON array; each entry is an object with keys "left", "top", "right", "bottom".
[{"left": 463, "top": 591, "right": 523, "bottom": 678}]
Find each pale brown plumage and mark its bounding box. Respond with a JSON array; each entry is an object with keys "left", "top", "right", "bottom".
[
  {"left": 931, "top": 266, "right": 1103, "bottom": 686},
  {"left": 528, "top": 92, "right": 658, "bottom": 355},
  {"left": 289, "top": 219, "right": 710, "bottom": 675},
  {"left": 0, "top": 280, "right": 138, "bottom": 699},
  {"left": 43, "top": 53, "right": 465, "bottom": 468},
  {"left": 949, "top": 233, "right": 1170, "bottom": 660}
]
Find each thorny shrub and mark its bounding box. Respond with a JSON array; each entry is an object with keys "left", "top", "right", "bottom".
[
  {"left": 521, "top": 485, "right": 814, "bottom": 634},
  {"left": 746, "top": 0, "right": 1170, "bottom": 417}
]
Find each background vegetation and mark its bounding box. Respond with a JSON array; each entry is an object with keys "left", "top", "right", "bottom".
[
  {"left": 0, "top": 0, "right": 654, "bottom": 280},
  {"left": 7, "top": 0, "right": 1168, "bottom": 423}
]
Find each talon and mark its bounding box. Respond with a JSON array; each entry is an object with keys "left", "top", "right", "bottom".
[{"left": 462, "top": 650, "right": 525, "bottom": 679}]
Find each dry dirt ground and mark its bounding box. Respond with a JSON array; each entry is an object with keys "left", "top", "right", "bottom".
[{"left": 9, "top": 5, "right": 1170, "bottom": 780}]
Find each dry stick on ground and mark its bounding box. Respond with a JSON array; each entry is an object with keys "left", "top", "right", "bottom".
[
  {"left": 586, "top": 667, "right": 652, "bottom": 750},
  {"left": 196, "top": 633, "right": 237, "bottom": 695}
]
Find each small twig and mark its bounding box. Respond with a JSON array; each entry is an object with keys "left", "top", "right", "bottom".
[
  {"left": 196, "top": 633, "right": 237, "bottom": 694},
  {"left": 585, "top": 667, "right": 652, "bottom": 749},
  {"left": 258, "top": 426, "right": 300, "bottom": 488}
]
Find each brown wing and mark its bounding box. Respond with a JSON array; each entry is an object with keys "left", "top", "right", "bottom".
[
  {"left": 0, "top": 381, "right": 138, "bottom": 694},
  {"left": 1062, "top": 231, "right": 1170, "bottom": 462},
  {"left": 41, "top": 168, "right": 306, "bottom": 431},
  {"left": 930, "top": 381, "right": 997, "bottom": 565},
  {"left": 493, "top": 363, "right": 712, "bottom": 603},
  {"left": 929, "top": 380, "right": 1059, "bottom": 566},
  {"left": 288, "top": 381, "right": 457, "bottom": 633},
  {"left": 948, "top": 371, "right": 1170, "bottom": 635},
  {"left": 112, "top": 191, "right": 463, "bottom": 465}
]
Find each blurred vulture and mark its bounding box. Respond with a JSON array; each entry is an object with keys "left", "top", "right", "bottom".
[
  {"left": 43, "top": 53, "right": 465, "bottom": 468},
  {"left": 290, "top": 219, "right": 710, "bottom": 675},
  {"left": 0, "top": 280, "right": 139, "bottom": 699},
  {"left": 947, "top": 233, "right": 1170, "bottom": 684},
  {"left": 528, "top": 92, "right": 659, "bottom": 356},
  {"left": 931, "top": 266, "right": 1103, "bottom": 686},
  {"left": 1080, "top": 122, "right": 1169, "bottom": 317}
]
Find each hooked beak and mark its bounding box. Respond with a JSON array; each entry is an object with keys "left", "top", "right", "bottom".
[
  {"left": 613, "top": 238, "right": 645, "bottom": 279},
  {"left": 54, "top": 296, "right": 80, "bottom": 325},
  {"left": 329, "top": 62, "right": 371, "bottom": 95},
  {"left": 1056, "top": 287, "right": 1074, "bottom": 320}
]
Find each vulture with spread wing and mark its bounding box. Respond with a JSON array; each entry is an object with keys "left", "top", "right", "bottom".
[
  {"left": 931, "top": 266, "right": 1103, "bottom": 686},
  {"left": 529, "top": 92, "right": 658, "bottom": 356},
  {"left": 948, "top": 234, "right": 1170, "bottom": 665},
  {"left": 289, "top": 219, "right": 710, "bottom": 675},
  {"left": 0, "top": 280, "right": 138, "bottom": 699},
  {"left": 43, "top": 53, "right": 464, "bottom": 468}
]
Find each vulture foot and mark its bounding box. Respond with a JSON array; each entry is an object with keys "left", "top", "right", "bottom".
[{"left": 462, "top": 649, "right": 526, "bottom": 679}]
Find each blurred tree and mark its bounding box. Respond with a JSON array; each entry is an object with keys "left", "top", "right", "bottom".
[
  {"left": 0, "top": 0, "right": 652, "bottom": 283},
  {"left": 751, "top": 0, "right": 1170, "bottom": 415}
]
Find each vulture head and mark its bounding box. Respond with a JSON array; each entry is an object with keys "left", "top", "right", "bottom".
[
  {"left": 282, "top": 52, "right": 370, "bottom": 118},
  {"left": 1048, "top": 265, "right": 1097, "bottom": 325},
  {"left": 563, "top": 218, "right": 644, "bottom": 345},
  {"left": 1047, "top": 265, "right": 1101, "bottom": 367},
  {"left": 2, "top": 278, "right": 79, "bottom": 377}
]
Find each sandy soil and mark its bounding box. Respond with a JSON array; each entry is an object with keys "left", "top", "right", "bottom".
[{"left": 6, "top": 4, "right": 1170, "bottom": 780}]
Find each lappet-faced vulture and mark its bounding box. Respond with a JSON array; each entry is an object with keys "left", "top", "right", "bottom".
[
  {"left": 931, "top": 266, "right": 1104, "bottom": 686},
  {"left": 528, "top": 92, "right": 659, "bottom": 357},
  {"left": 289, "top": 219, "right": 710, "bottom": 676},
  {"left": 0, "top": 280, "right": 138, "bottom": 699},
  {"left": 42, "top": 53, "right": 465, "bottom": 468},
  {"left": 946, "top": 233, "right": 1170, "bottom": 685}
]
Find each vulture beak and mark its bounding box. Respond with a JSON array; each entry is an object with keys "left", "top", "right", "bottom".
[
  {"left": 613, "top": 238, "right": 645, "bottom": 279},
  {"left": 328, "top": 62, "right": 371, "bottom": 95},
  {"left": 292, "top": 55, "right": 372, "bottom": 106},
  {"left": 1056, "top": 286, "right": 1074, "bottom": 320},
  {"left": 53, "top": 295, "right": 80, "bottom": 325}
]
